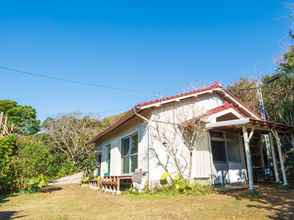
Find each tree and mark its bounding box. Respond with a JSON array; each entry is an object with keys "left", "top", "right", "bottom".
[
  {"left": 0, "top": 100, "right": 40, "bottom": 135},
  {"left": 227, "top": 78, "right": 259, "bottom": 114},
  {"left": 0, "top": 135, "right": 17, "bottom": 193},
  {"left": 261, "top": 46, "right": 294, "bottom": 126},
  {"left": 43, "top": 113, "right": 114, "bottom": 170},
  {"left": 150, "top": 105, "right": 206, "bottom": 180},
  {"left": 178, "top": 118, "right": 206, "bottom": 180}
]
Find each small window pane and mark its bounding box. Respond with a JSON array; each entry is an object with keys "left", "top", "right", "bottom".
[
  {"left": 121, "top": 138, "right": 129, "bottom": 156},
  {"left": 105, "top": 145, "right": 111, "bottom": 176},
  {"left": 96, "top": 153, "right": 102, "bottom": 176},
  {"left": 96, "top": 152, "right": 102, "bottom": 163},
  {"left": 226, "top": 133, "right": 241, "bottom": 162},
  {"left": 210, "top": 131, "right": 224, "bottom": 139},
  {"left": 131, "top": 134, "right": 138, "bottom": 154},
  {"left": 122, "top": 157, "right": 129, "bottom": 174},
  {"left": 211, "top": 140, "right": 226, "bottom": 162},
  {"left": 131, "top": 155, "right": 138, "bottom": 173}
]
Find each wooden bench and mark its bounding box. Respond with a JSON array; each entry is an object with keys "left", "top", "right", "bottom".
[{"left": 100, "top": 176, "right": 132, "bottom": 193}]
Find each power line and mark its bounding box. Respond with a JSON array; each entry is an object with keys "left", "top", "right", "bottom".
[{"left": 0, "top": 65, "right": 148, "bottom": 94}]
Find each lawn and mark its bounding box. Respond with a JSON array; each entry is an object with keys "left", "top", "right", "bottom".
[{"left": 0, "top": 184, "right": 293, "bottom": 220}]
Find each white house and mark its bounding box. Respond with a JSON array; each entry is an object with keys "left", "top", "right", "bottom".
[{"left": 89, "top": 82, "right": 294, "bottom": 191}]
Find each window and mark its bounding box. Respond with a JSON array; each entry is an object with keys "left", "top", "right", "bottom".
[
  {"left": 211, "top": 140, "right": 227, "bottom": 162},
  {"left": 130, "top": 134, "right": 138, "bottom": 173},
  {"left": 105, "top": 144, "right": 111, "bottom": 176},
  {"left": 226, "top": 133, "right": 241, "bottom": 162},
  {"left": 121, "top": 132, "right": 138, "bottom": 174},
  {"left": 121, "top": 138, "right": 130, "bottom": 174},
  {"left": 210, "top": 131, "right": 242, "bottom": 163},
  {"left": 95, "top": 151, "right": 102, "bottom": 176}
]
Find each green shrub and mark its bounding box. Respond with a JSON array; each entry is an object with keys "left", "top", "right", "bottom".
[
  {"left": 189, "top": 182, "right": 212, "bottom": 195},
  {"left": 81, "top": 176, "right": 90, "bottom": 184},
  {"left": 16, "top": 138, "right": 53, "bottom": 178},
  {"left": 160, "top": 172, "right": 171, "bottom": 185},
  {"left": 26, "top": 175, "right": 48, "bottom": 192},
  {"left": 139, "top": 173, "right": 212, "bottom": 196},
  {"left": 56, "top": 160, "right": 77, "bottom": 178},
  {"left": 0, "top": 135, "right": 56, "bottom": 194},
  {"left": 0, "top": 135, "right": 17, "bottom": 194}
]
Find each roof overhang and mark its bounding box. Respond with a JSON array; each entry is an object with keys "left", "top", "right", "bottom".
[{"left": 206, "top": 118, "right": 294, "bottom": 134}]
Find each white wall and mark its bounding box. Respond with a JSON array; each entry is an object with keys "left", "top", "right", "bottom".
[
  {"left": 146, "top": 93, "right": 224, "bottom": 186},
  {"left": 95, "top": 92, "right": 247, "bottom": 188},
  {"left": 96, "top": 122, "right": 146, "bottom": 177}
]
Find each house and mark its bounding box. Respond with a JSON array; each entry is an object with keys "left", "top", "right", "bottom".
[{"left": 89, "top": 82, "right": 294, "bottom": 192}]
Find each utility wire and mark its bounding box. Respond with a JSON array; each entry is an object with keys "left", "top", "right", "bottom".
[{"left": 0, "top": 65, "right": 149, "bottom": 94}]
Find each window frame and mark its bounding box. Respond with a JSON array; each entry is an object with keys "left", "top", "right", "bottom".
[
  {"left": 211, "top": 139, "right": 227, "bottom": 162},
  {"left": 210, "top": 131, "right": 242, "bottom": 164},
  {"left": 121, "top": 131, "right": 139, "bottom": 175},
  {"left": 104, "top": 144, "right": 111, "bottom": 176},
  {"left": 95, "top": 150, "right": 102, "bottom": 176},
  {"left": 226, "top": 132, "right": 242, "bottom": 163}
]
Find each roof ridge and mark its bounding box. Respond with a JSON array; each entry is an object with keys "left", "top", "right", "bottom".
[{"left": 135, "top": 81, "right": 222, "bottom": 109}]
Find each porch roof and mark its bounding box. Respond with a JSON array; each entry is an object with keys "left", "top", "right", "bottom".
[{"left": 205, "top": 118, "right": 294, "bottom": 134}]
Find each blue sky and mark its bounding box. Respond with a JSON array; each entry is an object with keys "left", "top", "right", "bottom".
[{"left": 0, "top": 0, "right": 291, "bottom": 120}]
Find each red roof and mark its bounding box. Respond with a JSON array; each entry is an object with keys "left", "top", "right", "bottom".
[
  {"left": 135, "top": 81, "right": 222, "bottom": 109},
  {"left": 204, "top": 102, "right": 235, "bottom": 117},
  {"left": 88, "top": 82, "right": 258, "bottom": 144}
]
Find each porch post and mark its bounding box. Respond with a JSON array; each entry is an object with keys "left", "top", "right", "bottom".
[
  {"left": 242, "top": 126, "right": 254, "bottom": 191},
  {"left": 272, "top": 129, "right": 288, "bottom": 186},
  {"left": 291, "top": 133, "right": 294, "bottom": 150},
  {"left": 269, "top": 134, "right": 280, "bottom": 183}
]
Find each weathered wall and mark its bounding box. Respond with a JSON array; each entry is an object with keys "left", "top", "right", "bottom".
[{"left": 95, "top": 92, "right": 247, "bottom": 188}]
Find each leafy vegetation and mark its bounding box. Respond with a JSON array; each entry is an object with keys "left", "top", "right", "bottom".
[
  {"left": 0, "top": 135, "right": 53, "bottom": 193},
  {"left": 130, "top": 172, "right": 211, "bottom": 197},
  {"left": 0, "top": 100, "right": 40, "bottom": 135},
  {"left": 42, "top": 113, "right": 117, "bottom": 170},
  {"left": 228, "top": 78, "right": 259, "bottom": 113},
  {"left": 0, "top": 105, "right": 118, "bottom": 194},
  {"left": 229, "top": 39, "right": 294, "bottom": 185}
]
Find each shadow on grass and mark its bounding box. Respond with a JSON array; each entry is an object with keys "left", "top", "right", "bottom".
[
  {"left": 0, "top": 211, "right": 27, "bottom": 220},
  {"left": 0, "top": 194, "right": 23, "bottom": 219},
  {"left": 218, "top": 184, "right": 294, "bottom": 220},
  {"left": 0, "top": 195, "right": 9, "bottom": 205},
  {"left": 41, "top": 185, "right": 63, "bottom": 193}
]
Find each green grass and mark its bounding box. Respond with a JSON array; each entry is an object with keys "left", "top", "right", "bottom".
[{"left": 0, "top": 184, "right": 293, "bottom": 219}]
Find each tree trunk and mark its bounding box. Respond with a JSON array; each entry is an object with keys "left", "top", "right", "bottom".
[{"left": 188, "top": 150, "right": 193, "bottom": 180}]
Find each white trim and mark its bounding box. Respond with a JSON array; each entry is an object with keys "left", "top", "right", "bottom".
[
  {"left": 139, "top": 89, "right": 216, "bottom": 110},
  {"left": 121, "top": 131, "right": 139, "bottom": 175},
  {"left": 206, "top": 108, "right": 244, "bottom": 123},
  {"left": 206, "top": 118, "right": 250, "bottom": 129},
  {"left": 216, "top": 88, "right": 260, "bottom": 120},
  {"left": 139, "top": 88, "right": 260, "bottom": 121}
]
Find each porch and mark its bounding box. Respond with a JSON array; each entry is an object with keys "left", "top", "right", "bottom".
[
  {"left": 89, "top": 175, "right": 133, "bottom": 193},
  {"left": 206, "top": 118, "right": 294, "bottom": 191}
]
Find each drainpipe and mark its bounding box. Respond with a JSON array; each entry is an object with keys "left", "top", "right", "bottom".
[
  {"left": 132, "top": 108, "right": 151, "bottom": 189},
  {"left": 147, "top": 126, "right": 150, "bottom": 189}
]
